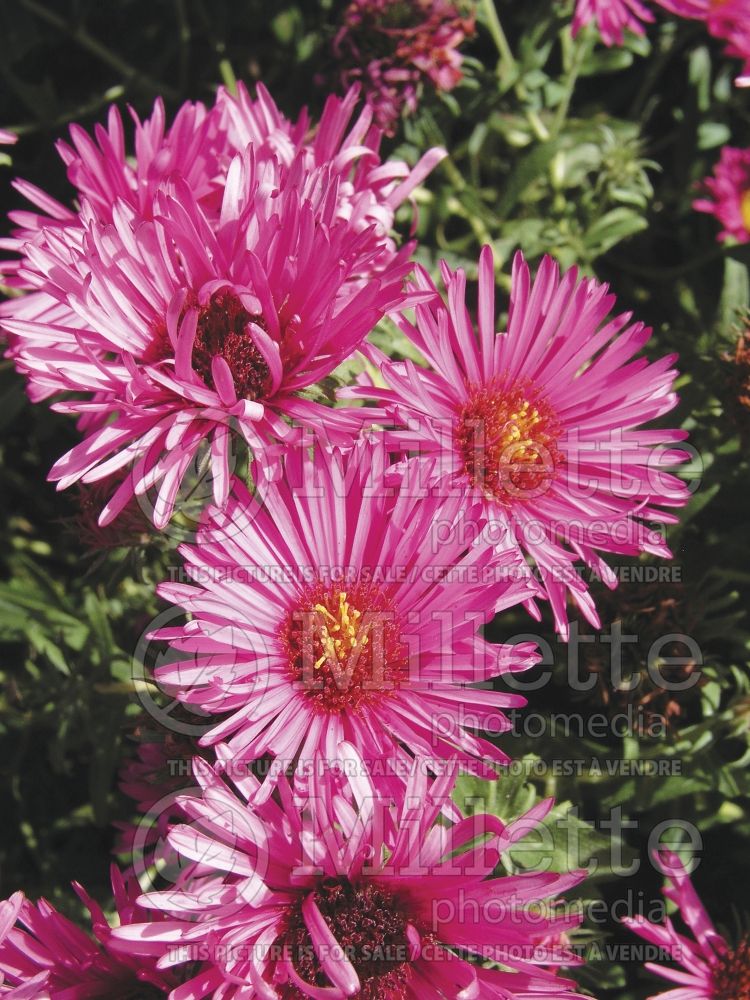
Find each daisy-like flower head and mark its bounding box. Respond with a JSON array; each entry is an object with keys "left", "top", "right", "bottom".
[
  {"left": 0, "top": 85, "right": 436, "bottom": 295},
  {"left": 572, "top": 0, "right": 655, "bottom": 46},
  {"left": 0, "top": 866, "right": 181, "bottom": 998},
  {"left": 332, "top": 0, "right": 475, "bottom": 135},
  {"left": 113, "top": 751, "right": 589, "bottom": 999},
  {"left": 623, "top": 849, "right": 750, "bottom": 999},
  {"left": 1, "top": 86, "right": 446, "bottom": 407},
  {"left": 655, "top": 0, "right": 750, "bottom": 84},
  {"left": 694, "top": 146, "right": 750, "bottom": 243},
  {"left": 152, "top": 435, "right": 538, "bottom": 799},
  {"left": 343, "top": 247, "right": 690, "bottom": 637},
  {"left": 2, "top": 147, "right": 420, "bottom": 528}
]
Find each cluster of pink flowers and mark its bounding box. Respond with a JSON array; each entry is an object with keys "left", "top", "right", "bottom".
[
  {"left": 0, "top": 72, "right": 693, "bottom": 998},
  {"left": 0, "top": 86, "right": 444, "bottom": 527},
  {"left": 573, "top": 0, "right": 750, "bottom": 85},
  {"left": 331, "top": 0, "right": 475, "bottom": 134}
]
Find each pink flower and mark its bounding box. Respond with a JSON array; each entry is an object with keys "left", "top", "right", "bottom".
[
  {"left": 1, "top": 87, "right": 442, "bottom": 351},
  {"left": 218, "top": 84, "right": 447, "bottom": 236},
  {"left": 0, "top": 98, "right": 223, "bottom": 357},
  {"left": 0, "top": 130, "right": 16, "bottom": 146},
  {"left": 2, "top": 146, "right": 419, "bottom": 528},
  {"left": 343, "top": 247, "right": 690, "bottom": 637},
  {"left": 332, "top": 0, "right": 475, "bottom": 135},
  {"left": 572, "top": 0, "right": 655, "bottom": 46},
  {"left": 623, "top": 849, "right": 749, "bottom": 999},
  {"left": 114, "top": 753, "right": 589, "bottom": 999},
  {"left": 0, "top": 893, "right": 49, "bottom": 998},
  {"left": 0, "top": 88, "right": 446, "bottom": 519},
  {"left": 0, "top": 867, "right": 181, "bottom": 997},
  {"left": 694, "top": 146, "right": 750, "bottom": 242},
  {"left": 655, "top": 0, "right": 750, "bottom": 84},
  {"left": 152, "top": 436, "right": 538, "bottom": 799}
]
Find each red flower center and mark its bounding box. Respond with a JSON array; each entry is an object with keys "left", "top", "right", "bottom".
[
  {"left": 455, "top": 377, "right": 564, "bottom": 504},
  {"left": 191, "top": 291, "right": 272, "bottom": 400},
  {"left": 282, "top": 581, "right": 407, "bottom": 714},
  {"left": 142, "top": 291, "right": 273, "bottom": 400},
  {"left": 712, "top": 936, "right": 750, "bottom": 1000},
  {"left": 280, "top": 878, "right": 413, "bottom": 999}
]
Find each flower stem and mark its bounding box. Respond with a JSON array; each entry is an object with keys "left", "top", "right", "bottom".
[
  {"left": 18, "top": 0, "right": 179, "bottom": 100},
  {"left": 482, "top": 0, "right": 517, "bottom": 83},
  {"left": 551, "top": 29, "right": 591, "bottom": 137}
]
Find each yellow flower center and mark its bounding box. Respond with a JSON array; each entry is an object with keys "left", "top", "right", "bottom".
[
  {"left": 741, "top": 189, "right": 750, "bottom": 234},
  {"left": 455, "top": 377, "right": 564, "bottom": 504},
  {"left": 312, "top": 591, "right": 365, "bottom": 671},
  {"left": 283, "top": 582, "right": 406, "bottom": 713}
]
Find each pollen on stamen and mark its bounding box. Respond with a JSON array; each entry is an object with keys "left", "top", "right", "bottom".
[
  {"left": 455, "top": 376, "right": 564, "bottom": 504},
  {"left": 281, "top": 580, "right": 407, "bottom": 714}
]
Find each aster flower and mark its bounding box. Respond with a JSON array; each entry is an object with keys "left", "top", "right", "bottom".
[
  {"left": 1, "top": 86, "right": 445, "bottom": 410},
  {"left": 572, "top": 0, "right": 655, "bottom": 46},
  {"left": 343, "top": 247, "right": 690, "bottom": 637},
  {"left": 623, "top": 849, "right": 749, "bottom": 999},
  {"left": 0, "top": 866, "right": 180, "bottom": 997},
  {"left": 114, "top": 752, "right": 589, "bottom": 999},
  {"left": 694, "top": 146, "right": 750, "bottom": 243},
  {"left": 332, "top": 0, "right": 475, "bottom": 135},
  {"left": 152, "top": 436, "right": 538, "bottom": 798},
  {"left": 2, "top": 147, "right": 419, "bottom": 528},
  {"left": 655, "top": 0, "right": 750, "bottom": 85}
]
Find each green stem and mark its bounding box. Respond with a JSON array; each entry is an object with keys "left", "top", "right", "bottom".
[
  {"left": 219, "top": 58, "right": 238, "bottom": 96},
  {"left": 482, "top": 0, "right": 517, "bottom": 82},
  {"left": 551, "top": 30, "right": 590, "bottom": 137},
  {"left": 8, "top": 85, "right": 126, "bottom": 136},
  {"left": 18, "top": 0, "right": 179, "bottom": 100},
  {"left": 526, "top": 108, "right": 550, "bottom": 142}
]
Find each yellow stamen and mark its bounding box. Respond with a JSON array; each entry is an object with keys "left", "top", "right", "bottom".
[{"left": 741, "top": 190, "right": 750, "bottom": 234}]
